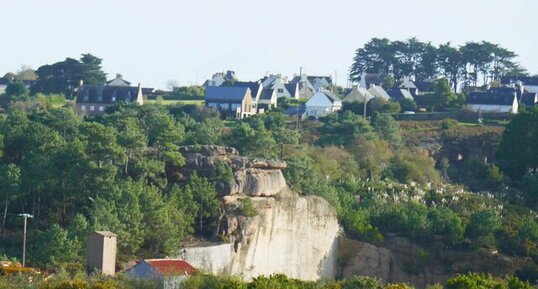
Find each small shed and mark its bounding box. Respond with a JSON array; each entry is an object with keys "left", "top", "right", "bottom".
[
  {"left": 125, "top": 259, "right": 196, "bottom": 289},
  {"left": 86, "top": 231, "right": 117, "bottom": 276}
]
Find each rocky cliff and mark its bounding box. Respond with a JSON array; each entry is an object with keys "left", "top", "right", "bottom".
[
  {"left": 175, "top": 146, "right": 528, "bottom": 287},
  {"left": 178, "top": 146, "right": 340, "bottom": 281}
]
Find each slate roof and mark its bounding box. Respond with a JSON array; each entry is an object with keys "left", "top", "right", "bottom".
[
  {"left": 284, "top": 83, "right": 297, "bottom": 96},
  {"left": 77, "top": 85, "right": 141, "bottom": 104},
  {"left": 284, "top": 105, "right": 306, "bottom": 116},
  {"left": 521, "top": 93, "right": 538, "bottom": 106},
  {"left": 232, "top": 81, "right": 261, "bottom": 97},
  {"left": 387, "top": 89, "right": 414, "bottom": 100},
  {"left": 260, "top": 88, "right": 275, "bottom": 100},
  {"left": 106, "top": 74, "right": 131, "bottom": 86},
  {"left": 489, "top": 87, "right": 518, "bottom": 95},
  {"left": 467, "top": 92, "right": 516, "bottom": 106},
  {"left": 343, "top": 86, "right": 372, "bottom": 102},
  {"left": 398, "top": 78, "right": 417, "bottom": 90},
  {"left": 368, "top": 85, "right": 391, "bottom": 100},
  {"left": 308, "top": 76, "right": 333, "bottom": 86},
  {"left": 414, "top": 81, "right": 434, "bottom": 92},
  {"left": 524, "top": 86, "right": 538, "bottom": 94},
  {"left": 501, "top": 76, "right": 538, "bottom": 86},
  {"left": 145, "top": 259, "right": 195, "bottom": 276},
  {"left": 205, "top": 86, "right": 249, "bottom": 102},
  {"left": 319, "top": 90, "right": 341, "bottom": 103},
  {"left": 0, "top": 78, "right": 11, "bottom": 85}
]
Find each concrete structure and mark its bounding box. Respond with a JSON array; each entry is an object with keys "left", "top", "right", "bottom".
[
  {"left": 125, "top": 259, "right": 195, "bottom": 289},
  {"left": 86, "top": 231, "right": 117, "bottom": 275},
  {"left": 305, "top": 90, "right": 342, "bottom": 118}
]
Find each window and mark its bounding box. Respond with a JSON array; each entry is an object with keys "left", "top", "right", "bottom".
[
  {"left": 80, "top": 105, "right": 86, "bottom": 111},
  {"left": 112, "top": 97, "right": 116, "bottom": 102},
  {"left": 99, "top": 106, "right": 104, "bottom": 112},
  {"left": 277, "top": 88, "right": 284, "bottom": 93},
  {"left": 90, "top": 106, "right": 95, "bottom": 111}
]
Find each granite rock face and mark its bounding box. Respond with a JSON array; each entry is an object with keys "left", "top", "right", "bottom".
[
  {"left": 177, "top": 146, "right": 287, "bottom": 197},
  {"left": 178, "top": 146, "right": 340, "bottom": 281}
]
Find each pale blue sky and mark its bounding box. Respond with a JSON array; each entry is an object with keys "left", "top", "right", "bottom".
[{"left": 1, "top": 0, "right": 536, "bottom": 89}]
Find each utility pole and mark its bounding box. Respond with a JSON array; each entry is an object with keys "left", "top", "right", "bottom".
[
  {"left": 363, "top": 96, "right": 371, "bottom": 119},
  {"left": 18, "top": 213, "right": 33, "bottom": 267}
]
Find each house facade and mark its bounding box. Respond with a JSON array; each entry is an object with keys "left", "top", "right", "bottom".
[
  {"left": 125, "top": 259, "right": 195, "bottom": 289},
  {"left": 466, "top": 91, "right": 518, "bottom": 114},
  {"left": 285, "top": 83, "right": 299, "bottom": 100},
  {"left": 289, "top": 74, "right": 315, "bottom": 99},
  {"left": 305, "top": 90, "right": 342, "bottom": 118},
  {"left": 257, "top": 88, "right": 277, "bottom": 111},
  {"left": 76, "top": 84, "right": 144, "bottom": 116},
  {"left": 205, "top": 86, "right": 255, "bottom": 119}
]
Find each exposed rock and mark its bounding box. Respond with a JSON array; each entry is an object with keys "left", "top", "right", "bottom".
[
  {"left": 340, "top": 238, "right": 447, "bottom": 288},
  {"left": 234, "top": 168, "right": 287, "bottom": 197},
  {"left": 181, "top": 192, "right": 340, "bottom": 281},
  {"left": 176, "top": 145, "right": 288, "bottom": 196}
]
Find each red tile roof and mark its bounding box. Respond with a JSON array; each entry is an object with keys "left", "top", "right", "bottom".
[{"left": 146, "top": 259, "right": 196, "bottom": 276}]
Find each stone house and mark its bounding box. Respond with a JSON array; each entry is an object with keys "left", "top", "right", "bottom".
[{"left": 76, "top": 84, "right": 144, "bottom": 116}]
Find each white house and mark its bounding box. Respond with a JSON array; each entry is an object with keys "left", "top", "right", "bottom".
[
  {"left": 125, "top": 259, "right": 195, "bottom": 289},
  {"left": 368, "top": 85, "right": 391, "bottom": 101},
  {"left": 466, "top": 92, "right": 518, "bottom": 114},
  {"left": 262, "top": 74, "right": 291, "bottom": 99},
  {"left": 305, "top": 90, "right": 342, "bottom": 118}
]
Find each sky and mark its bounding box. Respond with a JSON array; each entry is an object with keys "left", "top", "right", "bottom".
[{"left": 1, "top": 0, "right": 537, "bottom": 90}]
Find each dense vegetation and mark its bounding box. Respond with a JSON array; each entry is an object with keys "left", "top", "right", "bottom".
[
  {"left": 0, "top": 272, "right": 533, "bottom": 289},
  {"left": 1, "top": 47, "right": 538, "bottom": 287},
  {"left": 1, "top": 95, "right": 538, "bottom": 278}
]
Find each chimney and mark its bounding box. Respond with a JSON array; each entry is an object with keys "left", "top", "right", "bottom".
[{"left": 116, "top": 73, "right": 122, "bottom": 79}]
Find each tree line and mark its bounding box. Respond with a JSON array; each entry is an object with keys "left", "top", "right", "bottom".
[{"left": 350, "top": 38, "right": 528, "bottom": 92}]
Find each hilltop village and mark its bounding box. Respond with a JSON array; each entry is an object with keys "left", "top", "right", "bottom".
[{"left": 1, "top": 38, "right": 538, "bottom": 289}]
